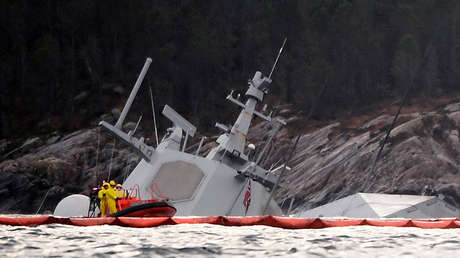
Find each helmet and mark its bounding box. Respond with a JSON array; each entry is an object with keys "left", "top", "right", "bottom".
[
  {"left": 109, "top": 180, "right": 116, "bottom": 186},
  {"left": 116, "top": 184, "right": 122, "bottom": 188},
  {"left": 103, "top": 182, "right": 110, "bottom": 188}
]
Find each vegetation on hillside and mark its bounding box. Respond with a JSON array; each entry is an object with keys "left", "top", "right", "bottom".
[{"left": 1, "top": 0, "right": 460, "bottom": 138}]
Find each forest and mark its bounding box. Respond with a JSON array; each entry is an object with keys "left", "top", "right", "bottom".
[{"left": 1, "top": 0, "right": 460, "bottom": 138}]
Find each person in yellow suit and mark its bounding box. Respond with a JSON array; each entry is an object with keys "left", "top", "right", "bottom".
[
  {"left": 115, "top": 184, "right": 126, "bottom": 199},
  {"left": 114, "top": 184, "right": 126, "bottom": 211},
  {"left": 98, "top": 182, "right": 117, "bottom": 216},
  {"left": 110, "top": 180, "right": 116, "bottom": 188}
]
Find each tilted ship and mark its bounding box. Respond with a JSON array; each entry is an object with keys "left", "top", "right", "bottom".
[
  {"left": 8, "top": 39, "right": 457, "bottom": 226},
  {"left": 53, "top": 41, "right": 459, "bottom": 220},
  {"left": 54, "top": 49, "right": 289, "bottom": 217}
]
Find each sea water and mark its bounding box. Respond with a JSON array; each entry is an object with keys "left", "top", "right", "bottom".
[{"left": 1, "top": 223, "right": 459, "bottom": 257}]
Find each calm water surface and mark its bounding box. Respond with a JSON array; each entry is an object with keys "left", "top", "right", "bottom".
[{"left": 1, "top": 223, "right": 459, "bottom": 257}]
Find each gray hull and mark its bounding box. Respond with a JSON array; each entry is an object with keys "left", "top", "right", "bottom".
[
  {"left": 295, "top": 193, "right": 460, "bottom": 218},
  {"left": 124, "top": 151, "right": 281, "bottom": 216}
]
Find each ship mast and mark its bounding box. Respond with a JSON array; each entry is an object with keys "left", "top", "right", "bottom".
[{"left": 208, "top": 38, "right": 287, "bottom": 162}]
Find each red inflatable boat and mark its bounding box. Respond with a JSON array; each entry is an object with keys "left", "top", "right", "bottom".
[
  {"left": 108, "top": 200, "right": 176, "bottom": 217},
  {"left": 89, "top": 183, "right": 176, "bottom": 218}
]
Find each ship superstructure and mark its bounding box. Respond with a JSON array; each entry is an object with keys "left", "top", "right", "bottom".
[
  {"left": 55, "top": 53, "right": 288, "bottom": 217},
  {"left": 98, "top": 58, "right": 286, "bottom": 216}
]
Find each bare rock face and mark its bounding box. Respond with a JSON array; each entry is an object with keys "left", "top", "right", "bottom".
[
  {"left": 252, "top": 102, "right": 460, "bottom": 213},
  {"left": 1, "top": 102, "right": 460, "bottom": 215},
  {"left": 445, "top": 103, "right": 460, "bottom": 113},
  {"left": 0, "top": 128, "right": 140, "bottom": 214}
]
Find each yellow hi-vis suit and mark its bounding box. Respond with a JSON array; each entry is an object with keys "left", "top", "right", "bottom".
[
  {"left": 115, "top": 184, "right": 126, "bottom": 199},
  {"left": 98, "top": 182, "right": 117, "bottom": 216},
  {"left": 116, "top": 189, "right": 126, "bottom": 198}
]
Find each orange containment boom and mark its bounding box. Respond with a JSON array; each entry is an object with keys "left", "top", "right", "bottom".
[{"left": 0, "top": 216, "right": 459, "bottom": 229}]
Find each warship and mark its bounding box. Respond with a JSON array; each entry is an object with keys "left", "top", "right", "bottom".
[{"left": 54, "top": 41, "right": 289, "bottom": 217}]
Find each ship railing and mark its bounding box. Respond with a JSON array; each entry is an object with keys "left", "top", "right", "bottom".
[
  {"left": 115, "top": 184, "right": 142, "bottom": 211},
  {"left": 127, "top": 184, "right": 141, "bottom": 200}
]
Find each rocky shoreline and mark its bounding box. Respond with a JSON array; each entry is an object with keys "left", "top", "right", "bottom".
[
  {"left": 0, "top": 113, "right": 141, "bottom": 214},
  {"left": 1, "top": 102, "right": 460, "bottom": 214},
  {"left": 259, "top": 102, "right": 460, "bottom": 213}
]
